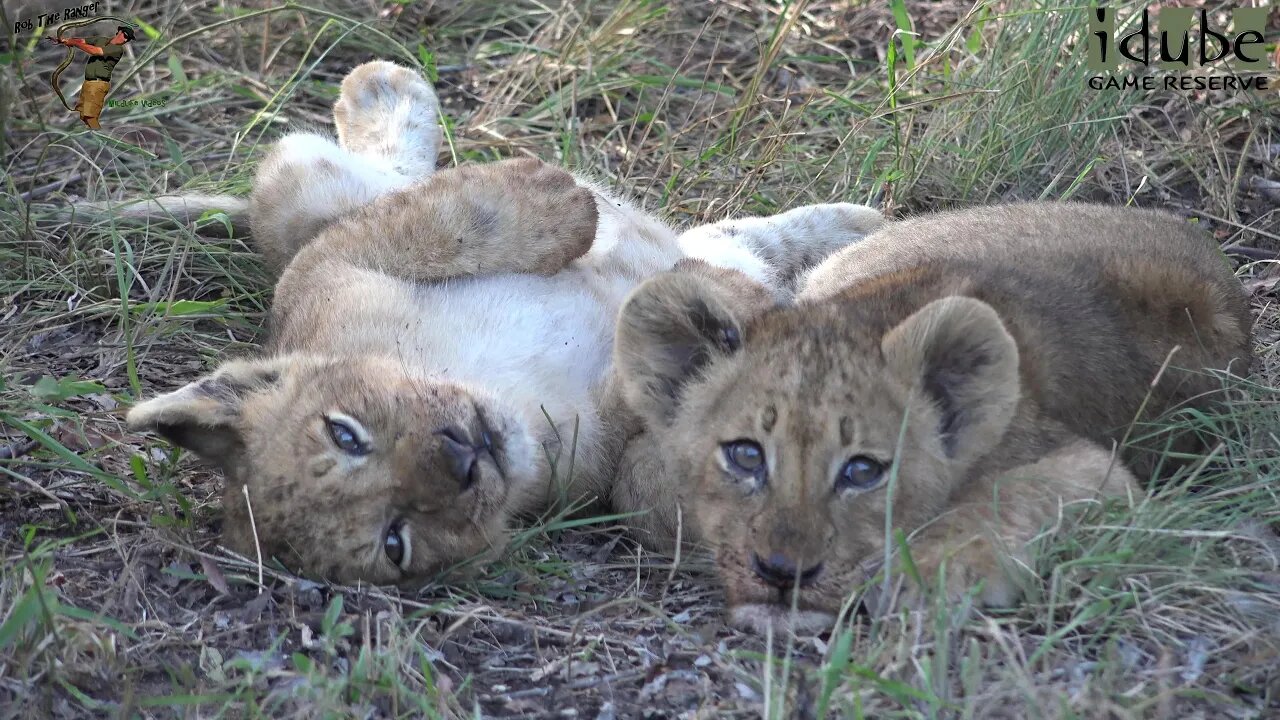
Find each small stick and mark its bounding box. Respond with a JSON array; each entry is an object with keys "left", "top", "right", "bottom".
[
  {"left": 3, "top": 466, "right": 69, "bottom": 513},
  {"left": 0, "top": 439, "right": 40, "bottom": 460},
  {"left": 242, "top": 484, "right": 265, "bottom": 593},
  {"left": 259, "top": 0, "right": 270, "bottom": 74},
  {"left": 663, "top": 504, "right": 683, "bottom": 592},
  {"left": 20, "top": 173, "right": 83, "bottom": 202},
  {"left": 488, "top": 669, "right": 647, "bottom": 701},
  {"left": 1223, "top": 245, "right": 1280, "bottom": 262}
]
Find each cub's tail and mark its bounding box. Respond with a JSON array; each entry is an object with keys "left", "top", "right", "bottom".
[{"left": 49, "top": 194, "right": 251, "bottom": 238}]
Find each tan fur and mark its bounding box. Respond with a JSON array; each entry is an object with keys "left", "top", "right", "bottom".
[
  {"left": 264, "top": 158, "right": 599, "bottom": 352},
  {"left": 615, "top": 202, "right": 1251, "bottom": 633},
  {"left": 126, "top": 61, "right": 884, "bottom": 585}
]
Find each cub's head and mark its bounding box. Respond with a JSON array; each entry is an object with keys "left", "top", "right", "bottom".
[
  {"left": 616, "top": 268, "right": 1020, "bottom": 634},
  {"left": 127, "top": 355, "right": 539, "bottom": 586}
]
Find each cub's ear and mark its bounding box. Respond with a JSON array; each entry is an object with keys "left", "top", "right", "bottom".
[
  {"left": 126, "top": 358, "right": 285, "bottom": 466},
  {"left": 615, "top": 262, "right": 770, "bottom": 426},
  {"left": 880, "top": 296, "right": 1020, "bottom": 462}
]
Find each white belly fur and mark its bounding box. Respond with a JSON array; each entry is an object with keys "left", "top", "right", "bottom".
[{"left": 304, "top": 196, "right": 674, "bottom": 506}]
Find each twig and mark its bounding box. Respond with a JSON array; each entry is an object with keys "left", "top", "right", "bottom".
[
  {"left": 485, "top": 669, "right": 647, "bottom": 702},
  {"left": 0, "top": 465, "right": 71, "bottom": 518},
  {"left": 0, "top": 438, "right": 40, "bottom": 460},
  {"left": 259, "top": 0, "right": 270, "bottom": 74},
  {"left": 242, "top": 485, "right": 265, "bottom": 594},
  {"left": 1223, "top": 245, "right": 1280, "bottom": 262},
  {"left": 1192, "top": 209, "right": 1280, "bottom": 244},
  {"left": 663, "top": 503, "right": 683, "bottom": 592},
  {"left": 19, "top": 173, "right": 82, "bottom": 202}
]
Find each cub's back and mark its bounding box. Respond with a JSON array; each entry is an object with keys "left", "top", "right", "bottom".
[
  {"left": 798, "top": 202, "right": 1251, "bottom": 475},
  {"left": 803, "top": 203, "right": 1240, "bottom": 311}
]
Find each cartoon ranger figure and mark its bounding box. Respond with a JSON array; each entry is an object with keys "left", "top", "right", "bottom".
[{"left": 46, "top": 25, "right": 134, "bottom": 129}]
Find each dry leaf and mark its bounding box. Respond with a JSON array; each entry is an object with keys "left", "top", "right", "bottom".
[{"left": 199, "top": 555, "right": 231, "bottom": 595}]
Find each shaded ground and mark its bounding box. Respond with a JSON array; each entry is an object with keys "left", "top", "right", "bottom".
[{"left": 2, "top": 1, "right": 1280, "bottom": 717}]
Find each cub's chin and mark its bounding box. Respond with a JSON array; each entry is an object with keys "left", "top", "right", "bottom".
[{"left": 728, "top": 604, "right": 838, "bottom": 636}]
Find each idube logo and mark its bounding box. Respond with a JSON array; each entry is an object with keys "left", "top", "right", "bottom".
[{"left": 1086, "top": 5, "right": 1273, "bottom": 92}]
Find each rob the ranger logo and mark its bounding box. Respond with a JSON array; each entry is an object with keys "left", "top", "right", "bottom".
[{"left": 1086, "top": 5, "right": 1273, "bottom": 92}]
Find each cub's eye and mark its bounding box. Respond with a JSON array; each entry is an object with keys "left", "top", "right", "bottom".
[
  {"left": 722, "top": 440, "right": 766, "bottom": 475},
  {"left": 836, "top": 455, "right": 886, "bottom": 492},
  {"left": 325, "top": 413, "right": 370, "bottom": 456},
  {"left": 384, "top": 520, "right": 410, "bottom": 569}
]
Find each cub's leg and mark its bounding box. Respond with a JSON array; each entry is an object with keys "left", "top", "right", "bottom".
[
  {"left": 677, "top": 202, "right": 884, "bottom": 296},
  {"left": 251, "top": 61, "right": 444, "bottom": 273},
  {"left": 875, "top": 438, "right": 1140, "bottom": 613},
  {"left": 277, "top": 158, "right": 600, "bottom": 298},
  {"left": 250, "top": 134, "right": 417, "bottom": 273}
]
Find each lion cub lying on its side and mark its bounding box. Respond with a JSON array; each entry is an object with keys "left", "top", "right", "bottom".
[
  {"left": 125, "top": 61, "right": 883, "bottom": 585},
  {"left": 615, "top": 203, "right": 1252, "bottom": 634}
]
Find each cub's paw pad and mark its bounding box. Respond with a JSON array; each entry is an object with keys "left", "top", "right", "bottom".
[
  {"left": 805, "top": 202, "right": 886, "bottom": 239},
  {"left": 334, "top": 61, "right": 439, "bottom": 126},
  {"left": 333, "top": 61, "right": 441, "bottom": 177}
]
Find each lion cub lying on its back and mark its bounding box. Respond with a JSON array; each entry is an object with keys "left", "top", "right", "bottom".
[{"left": 615, "top": 203, "right": 1252, "bottom": 633}]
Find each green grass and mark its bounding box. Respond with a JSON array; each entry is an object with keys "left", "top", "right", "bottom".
[{"left": 1, "top": 0, "right": 1278, "bottom": 716}]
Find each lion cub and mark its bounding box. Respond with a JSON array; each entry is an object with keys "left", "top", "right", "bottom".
[
  {"left": 125, "top": 61, "right": 883, "bottom": 585},
  {"left": 615, "top": 203, "right": 1252, "bottom": 633}
]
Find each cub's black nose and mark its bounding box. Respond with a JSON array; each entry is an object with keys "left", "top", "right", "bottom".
[
  {"left": 437, "top": 424, "right": 483, "bottom": 487},
  {"left": 751, "top": 552, "right": 824, "bottom": 590}
]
